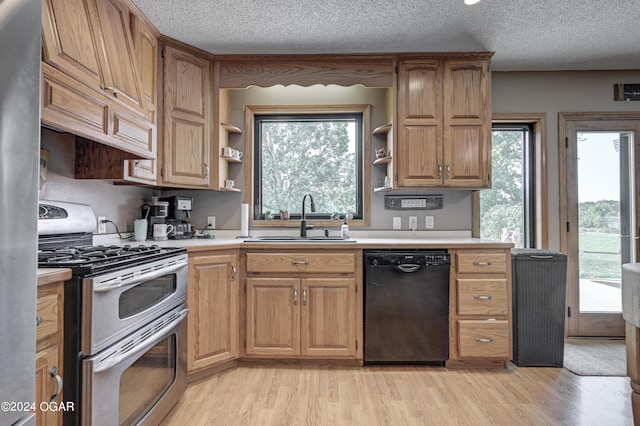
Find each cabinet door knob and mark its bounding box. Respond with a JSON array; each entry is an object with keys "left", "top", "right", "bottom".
[
  {"left": 474, "top": 337, "right": 494, "bottom": 343},
  {"left": 445, "top": 164, "right": 451, "bottom": 179},
  {"left": 231, "top": 264, "right": 237, "bottom": 282},
  {"left": 303, "top": 288, "right": 307, "bottom": 306},
  {"left": 49, "top": 366, "right": 63, "bottom": 402},
  {"left": 472, "top": 261, "right": 492, "bottom": 266},
  {"left": 293, "top": 288, "right": 298, "bottom": 305},
  {"left": 437, "top": 164, "right": 443, "bottom": 179},
  {"left": 36, "top": 316, "right": 42, "bottom": 326},
  {"left": 473, "top": 295, "right": 493, "bottom": 300},
  {"left": 291, "top": 260, "right": 309, "bottom": 265}
]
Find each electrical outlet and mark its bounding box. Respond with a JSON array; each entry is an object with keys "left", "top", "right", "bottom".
[
  {"left": 393, "top": 217, "right": 402, "bottom": 230},
  {"left": 409, "top": 216, "right": 417, "bottom": 230},
  {"left": 97, "top": 216, "right": 106, "bottom": 234},
  {"left": 425, "top": 216, "right": 435, "bottom": 229},
  {"left": 207, "top": 216, "right": 216, "bottom": 229}
]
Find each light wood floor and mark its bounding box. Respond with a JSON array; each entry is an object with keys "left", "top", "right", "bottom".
[{"left": 161, "top": 364, "right": 633, "bottom": 426}]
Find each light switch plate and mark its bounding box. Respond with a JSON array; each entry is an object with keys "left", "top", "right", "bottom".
[
  {"left": 207, "top": 216, "right": 216, "bottom": 229},
  {"left": 393, "top": 217, "right": 401, "bottom": 230}
]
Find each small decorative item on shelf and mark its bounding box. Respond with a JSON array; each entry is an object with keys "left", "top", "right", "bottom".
[
  {"left": 375, "top": 148, "right": 387, "bottom": 159},
  {"left": 225, "top": 179, "right": 235, "bottom": 189},
  {"left": 280, "top": 210, "right": 289, "bottom": 220},
  {"left": 265, "top": 210, "right": 273, "bottom": 220}
]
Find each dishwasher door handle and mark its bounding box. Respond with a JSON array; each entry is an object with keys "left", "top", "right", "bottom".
[{"left": 395, "top": 264, "right": 422, "bottom": 273}]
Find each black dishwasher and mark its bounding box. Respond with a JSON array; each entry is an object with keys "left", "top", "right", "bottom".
[{"left": 364, "top": 250, "right": 450, "bottom": 364}]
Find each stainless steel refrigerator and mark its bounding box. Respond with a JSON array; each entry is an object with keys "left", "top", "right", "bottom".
[{"left": 0, "top": 0, "right": 41, "bottom": 424}]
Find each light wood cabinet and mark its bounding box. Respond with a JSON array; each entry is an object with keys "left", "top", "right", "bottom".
[
  {"left": 245, "top": 251, "right": 359, "bottom": 359},
  {"left": 41, "top": 0, "right": 156, "bottom": 159},
  {"left": 246, "top": 277, "right": 356, "bottom": 358},
  {"left": 124, "top": 12, "right": 160, "bottom": 184},
  {"left": 187, "top": 251, "right": 239, "bottom": 375},
  {"left": 395, "top": 56, "right": 491, "bottom": 189},
  {"left": 71, "top": 10, "right": 160, "bottom": 183},
  {"left": 35, "top": 281, "right": 64, "bottom": 426},
  {"left": 246, "top": 278, "right": 300, "bottom": 356},
  {"left": 42, "top": 0, "right": 144, "bottom": 115},
  {"left": 449, "top": 249, "right": 512, "bottom": 366},
  {"left": 161, "top": 44, "right": 213, "bottom": 188}
]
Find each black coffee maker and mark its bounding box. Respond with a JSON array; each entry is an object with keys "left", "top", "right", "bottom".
[
  {"left": 161, "top": 196, "right": 193, "bottom": 239},
  {"left": 141, "top": 197, "right": 169, "bottom": 239}
]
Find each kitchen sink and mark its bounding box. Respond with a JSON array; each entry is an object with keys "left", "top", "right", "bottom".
[{"left": 244, "top": 235, "right": 356, "bottom": 243}]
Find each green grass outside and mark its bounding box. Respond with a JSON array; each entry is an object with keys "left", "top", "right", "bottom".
[{"left": 579, "top": 231, "right": 620, "bottom": 279}]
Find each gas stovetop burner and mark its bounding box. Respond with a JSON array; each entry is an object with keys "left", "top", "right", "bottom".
[{"left": 38, "top": 244, "right": 186, "bottom": 276}]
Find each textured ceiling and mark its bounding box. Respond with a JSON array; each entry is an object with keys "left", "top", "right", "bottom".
[{"left": 130, "top": 0, "right": 640, "bottom": 71}]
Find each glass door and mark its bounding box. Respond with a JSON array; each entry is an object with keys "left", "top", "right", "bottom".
[{"left": 564, "top": 120, "right": 636, "bottom": 337}]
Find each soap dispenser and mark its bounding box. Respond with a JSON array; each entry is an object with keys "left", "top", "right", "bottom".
[{"left": 341, "top": 216, "right": 350, "bottom": 238}]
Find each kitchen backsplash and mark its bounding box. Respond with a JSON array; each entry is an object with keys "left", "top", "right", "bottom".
[{"left": 40, "top": 128, "right": 157, "bottom": 234}]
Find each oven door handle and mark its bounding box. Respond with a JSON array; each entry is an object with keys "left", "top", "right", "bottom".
[
  {"left": 94, "top": 260, "right": 188, "bottom": 293},
  {"left": 92, "top": 308, "right": 189, "bottom": 373}
]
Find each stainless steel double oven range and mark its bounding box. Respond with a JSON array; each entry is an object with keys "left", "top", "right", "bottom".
[{"left": 38, "top": 201, "right": 188, "bottom": 425}]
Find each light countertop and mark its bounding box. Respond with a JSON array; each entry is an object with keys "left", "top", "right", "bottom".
[
  {"left": 37, "top": 268, "right": 72, "bottom": 286},
  {"left": 93, "top": 231, "right": 514, "bottom": 253}
]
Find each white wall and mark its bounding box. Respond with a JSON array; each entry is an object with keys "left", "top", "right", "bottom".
[
  {"left": 40, "top": 128, "right": 157, "bottom": 233},
  {"left": 492, "top": 70, "right": 640, "bottom": 250}
]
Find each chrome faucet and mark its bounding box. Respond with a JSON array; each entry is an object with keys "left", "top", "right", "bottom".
[{"left": 300, "top": 193, "right": 315, "bottom": 237}]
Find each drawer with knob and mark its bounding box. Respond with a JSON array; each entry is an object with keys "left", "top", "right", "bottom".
[
  {"left": 246, "top": 252, "right": 356, "bottom": 274},
  {"left": 457, "top": 320, "right": 509, "bottom": 358},
  {"left": 455, "top": 251, "right": 507, "bottom": 274},
  {"left": 456, "top": 278, "right": 508, "bottom": 315}
]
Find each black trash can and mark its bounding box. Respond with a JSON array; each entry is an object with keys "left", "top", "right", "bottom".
[{"left": 511, "top": 248, "right": 568, "bottom": 367}]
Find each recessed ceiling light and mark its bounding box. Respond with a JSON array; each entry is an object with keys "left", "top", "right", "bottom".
[{"left": 464, "top": 0, "right": 482, "bottom": 4}]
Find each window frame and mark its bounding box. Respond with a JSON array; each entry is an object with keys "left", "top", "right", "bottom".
[
  {"left": 244, "top": 104, "right": 371, "bottom": 227},
  {"left": 474, "top": 113, "right": 548, "bottom": 248}
]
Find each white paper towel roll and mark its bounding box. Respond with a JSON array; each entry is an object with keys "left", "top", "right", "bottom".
[{"left": 240, "top": 202, "right": 249, "bottom": 237}]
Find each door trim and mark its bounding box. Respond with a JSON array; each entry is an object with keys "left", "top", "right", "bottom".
[{"left": 559, "top": 112, "right": 640, "bottom": 337}]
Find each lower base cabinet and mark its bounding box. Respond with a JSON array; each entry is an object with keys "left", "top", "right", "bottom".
[
  {"left": 246, "top": 277, "right": 356, "bottom": 358},
  {"left": 449, "top": 248, "right": 512, "bottom": 365},
  {"left": 36, "top": 281, "right": 64, "bottom": 426},
  {"left": 187, "top": 251, "right": 239, "bottom": 375}
]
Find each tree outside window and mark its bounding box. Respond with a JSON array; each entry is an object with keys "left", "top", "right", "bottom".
[
  {"left": 480, "top": 125, "right": 532, "bottom": 247},
  {"left": 254, "top": 113, "right": 363, "bottom": 219}
]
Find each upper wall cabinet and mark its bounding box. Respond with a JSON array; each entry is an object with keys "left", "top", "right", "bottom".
[
  {"left": 74, "top": 14, "right": 160, "bottom": 183},
  {"left": 41, "top": 0, "right": 155, "bottom": 159},
  {"left": 395, "top": 56, "right": 492, "bottom": 189},
  {"left": 161, "top": 43, "right": 213, "bottom": 188},
  {"left": 42, "top": 0, "right": 145, "bottom": 114}
]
